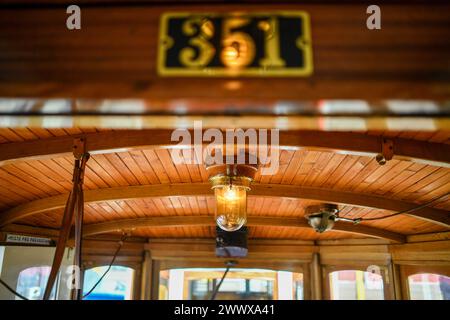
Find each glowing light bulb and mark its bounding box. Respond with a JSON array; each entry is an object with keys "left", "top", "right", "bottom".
[
  {"left": 207, "top": 164, "right": 256, "bottom": 233},
  {"left": 214, "top": 184, "right": 247, "bottom": 232},
  {"left": 223, "top": 186, "right": 238, "bottom": 201}
]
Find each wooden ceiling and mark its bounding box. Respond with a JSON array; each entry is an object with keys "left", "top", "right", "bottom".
[{"left": 0, "top": 128, "right": 448, "bottom": 242}]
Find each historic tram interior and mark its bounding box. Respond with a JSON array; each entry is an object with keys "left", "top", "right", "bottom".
[{"left": 0, "top": 0, "right": 448, "bottom": 302}]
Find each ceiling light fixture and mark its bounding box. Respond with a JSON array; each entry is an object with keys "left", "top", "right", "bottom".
[
  {"left": 305, "top": 204, "right": 358, "bottom": 233},
  {"left": 306, "top": 192, "right": 449, "bottom": 233},
  {"left": 206, "top": 154, "right": 258, "bottom": 232}
]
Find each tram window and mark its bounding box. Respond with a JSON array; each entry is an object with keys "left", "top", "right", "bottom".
[
  {"left": 159, "top": 268, "right": 304, "bottom": 300},
  {"left": 16, "top": 266, "right": 56, "bottom": 300},
  {"left": 329, "top": 270, "right": 384, "bottom": 300},
  {"left": 1, "top": 246, "right": 73, "bottom": 300},
  {"left": 83, "top": 266, "right": 134, "bottom": 300},
  {"left": 293, "top": 273, "right": 304, "bottom": 300},
  {"left": 408, "top": 273, "right": 450, "bottom": 300}
]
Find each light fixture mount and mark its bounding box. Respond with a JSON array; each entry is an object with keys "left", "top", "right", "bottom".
[{"left": 305, "top": 204, "right": 339, "bottom": 233}]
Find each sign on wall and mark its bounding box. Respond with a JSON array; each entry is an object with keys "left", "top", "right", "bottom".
[
  {"left": 6, "top": 234, "right": 53, "bottom": 246},
  {"left": 158, "top": 11, "right": 313, "bottom": 77}
]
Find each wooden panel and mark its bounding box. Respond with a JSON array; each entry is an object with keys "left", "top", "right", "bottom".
[
  {"left": 2, "top": 179, "right": 449, "bottom": 227},
  {"left": 1, "top": 129, "right": 450, "bottom": 168},
  {"left": 18, "top": 197, "right": 440, "bottom": 238},
  {"left": 319, "top": 244, "right": 391, "bottom": 265},
  {"left": 0, "top": 128, "right": 109, "bottom": 144},
  {"left": 390, "top": 241, "right": 450, "bottom": 263},
  {"left": 146, "top": 238, "right": 316, "bottom": 261},
  {"left": 76, "top": 215, "right": 404, "bottom": 241},
  {"left": 365, "top": 131, "right": 450, "bottom": 145},
  {"left": 0, "top": 4, "right": 449, "bottom": 99}
]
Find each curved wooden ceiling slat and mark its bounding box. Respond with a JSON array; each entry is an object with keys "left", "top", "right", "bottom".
[
  {"left": 0, "top": 223, "right": 362, "bottom": 241},
  {"left": 1, "top": 183, "right": 448, "bottom": 227},
  {"left": 0, "top": 130, "right": 449, "bottom": 167},
  {"left": 1, "top": 128, "right": 448, "bottom": 145},
  {"left": 15, "top": 197, "right": 444, "bottom": 236},
  {"left": 79, "top": 216, "right": 406, "bottom": 243}
]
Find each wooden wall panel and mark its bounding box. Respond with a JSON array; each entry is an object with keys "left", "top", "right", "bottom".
[{"left": 0, "top": 4, "right": 449, "bottom": 99}]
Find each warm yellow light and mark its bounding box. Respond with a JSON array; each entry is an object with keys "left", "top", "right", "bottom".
[
  {"left": 207, "top": 161, "right": 257, "bottom": 233},
  {"left": 221, "top": 45, "right": 240, "bottom": 67},
  {"left": 223, "top": 186, "right": 238, "bottom": 201},
  {"left": 221, "top": 40, "right": 255, "bottom": 69},
  {"left": 213, "top": 184, "right": 248, "bottom": 232}
]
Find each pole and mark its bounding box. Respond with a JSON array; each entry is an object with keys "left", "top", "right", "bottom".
[{"left": 44, "top": 138, "right": 89, "bottom": 300}]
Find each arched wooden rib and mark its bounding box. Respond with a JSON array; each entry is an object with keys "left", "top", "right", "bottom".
[
  {"left": 0, "top": 130, "right": 449, "bottom": 167},
  {"left": 80, "top": 216, "right": 405, "bottom": 243},
  {"left": 0, "top": 183, "right": 448, "bottom": 227}
]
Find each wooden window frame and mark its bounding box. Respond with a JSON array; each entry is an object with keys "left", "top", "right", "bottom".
[{"left": 399, "top": 265, "right": 450, "bottom": 300}]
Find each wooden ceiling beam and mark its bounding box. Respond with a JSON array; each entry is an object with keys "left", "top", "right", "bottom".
[
  {"left": 1, "top": 130, "right": 449, "bottom": 167},
  {"left": 0, "top": 216, "right": 406, "bottom": 243},
  {"left": 0, "top": 183, "right": 448, "bottom": 227},
  {"left": 81, "top": 216, "right": 406, "bottom": 243}
]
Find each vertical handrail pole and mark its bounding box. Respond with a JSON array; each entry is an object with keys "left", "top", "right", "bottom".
[
  {"left": 72, "top": 153, "right": 89, "bottom": 300},
  {"left": 44, "top": 138, "right": 89, "bottom": 300},
  {"left": 43, "top": 162, "right": 80, "bottom": 300}
]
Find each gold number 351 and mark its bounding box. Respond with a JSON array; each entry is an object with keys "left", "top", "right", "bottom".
[{"left": 179, "top": 16, "right": 286, "bottom": 69}]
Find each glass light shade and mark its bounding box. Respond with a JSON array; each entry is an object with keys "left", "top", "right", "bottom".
[{"left": 214, "top": 184, "right": 248, "bottom": 232}]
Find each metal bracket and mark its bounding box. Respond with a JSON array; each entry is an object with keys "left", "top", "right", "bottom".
[
  {"left": 376, "top": 138, "right": 394, "bottom": 165},
  {"left": 121, "top": 229, "right": 134, "bottom": 237}
]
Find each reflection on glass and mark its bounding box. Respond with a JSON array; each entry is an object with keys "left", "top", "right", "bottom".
[
  {"left": 293, "top": 273, "right": 304, "bottom": 300},
  {"left": 408, "top": 273, "right": 450, "bottom": 300},
  {"left": 83, "top": 266, "right": 134, "bottom": 300},
  {"left": 16, "top": 266, "right": 55, "bottom": 300},
  {"left": 329, "top": 270, "right": 384, "bottom": 300}
]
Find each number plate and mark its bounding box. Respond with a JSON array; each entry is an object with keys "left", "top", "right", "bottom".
[{"left": 157, "top": 12, "right": 313, "bottom": 77}]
